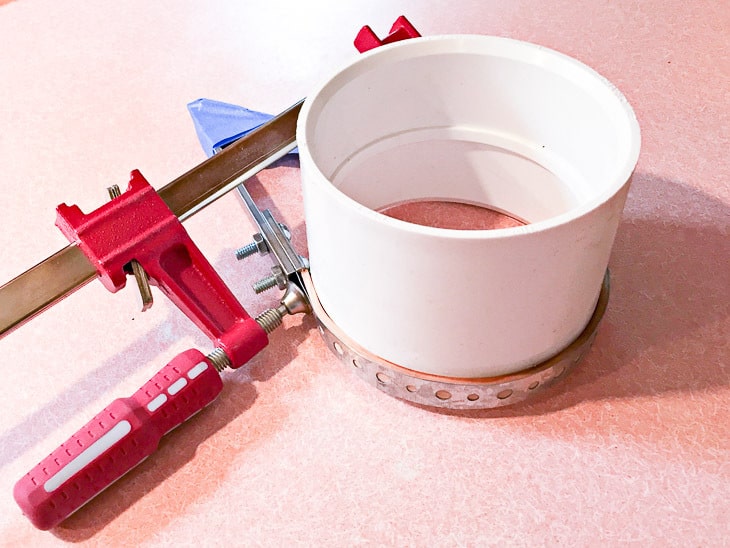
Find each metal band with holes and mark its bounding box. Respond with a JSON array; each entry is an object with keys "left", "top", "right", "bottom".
[{"left": 302, "top": 270, "right": 609, "bottom": 409}]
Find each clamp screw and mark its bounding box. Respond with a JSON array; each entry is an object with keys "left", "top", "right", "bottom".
[
  {"left": 255, "top": 306, "right": 286, "bottom": 334},
  {"left": 206, "top": 347, "right": 232, "bottom": 372},
  {"left": 252, "top": 265, "right": 287, "bottom": 294},
  {"left": 255, "top": 283, "right": 311, "bottom": 334},
  {"left": 236, "top": 233, "right": 269, "bottom": 260}
]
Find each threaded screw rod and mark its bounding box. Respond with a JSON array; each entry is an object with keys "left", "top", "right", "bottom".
[
  {"left": 206, "top": 347, "right": 232, "bottom": 372},
  {"left": 235, "top": 242, "right": 258, "bottom": 260},
  {"left": 255, "top": 305, "right": 287, "bottom": 334}
]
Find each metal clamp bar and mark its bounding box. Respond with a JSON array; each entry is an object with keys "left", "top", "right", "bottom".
[{"left": 0, "top": 100, "right": 302, "bottom": 338}]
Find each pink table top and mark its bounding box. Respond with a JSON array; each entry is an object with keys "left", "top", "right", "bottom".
[{"left": 0, "top": 1, "right": 728, "bottom": 545}]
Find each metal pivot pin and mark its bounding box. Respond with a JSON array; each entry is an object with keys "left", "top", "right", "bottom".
[{"left": 107, "top": 185, "right": 154, "bottom": 311}]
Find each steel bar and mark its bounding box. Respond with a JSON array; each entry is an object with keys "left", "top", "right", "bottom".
[{"left": 0, "top": 100, "right": 302, "bottom": 337}]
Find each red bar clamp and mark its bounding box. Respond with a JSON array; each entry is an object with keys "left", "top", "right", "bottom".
[
  {"left": 354, "top": 15, "right": 421, "bottom": 53},
  {"left": 15, "top": 16, "right": 424, "bottom": 530},
  {"left": 16, "top": 170, "right": 273, "bottom": 529}
]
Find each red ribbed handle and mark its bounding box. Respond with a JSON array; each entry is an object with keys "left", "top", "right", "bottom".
[{"left": 14, "top": 349, "right": 223, "bottom": 530}]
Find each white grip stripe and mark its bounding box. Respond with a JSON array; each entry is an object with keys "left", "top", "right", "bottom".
[
  {"left": 187, "top": 361, "right": 208, "bottom": 379},
  {"left": 44, "top": 420, "right": 132, "bottom": 493},
  {"left": 167, "top": 377, "right": 187, "bottom": 395},
  {"left": 146, "top": 393, "right": 167, "bottom": 412}
]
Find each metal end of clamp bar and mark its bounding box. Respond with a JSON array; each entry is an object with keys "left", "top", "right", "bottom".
[
  {"left": 234, "top": 182, "right": 310, "bottom": 292},
  {"left": 222, "top": 146, "right": 312, "bottom": 335}
]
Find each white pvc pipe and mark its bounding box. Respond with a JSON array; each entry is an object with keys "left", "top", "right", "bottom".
[{"left": 297, "top": 36, "right": 640, "bottom": 378}]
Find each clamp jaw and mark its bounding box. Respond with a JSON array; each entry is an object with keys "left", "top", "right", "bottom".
[{"left": 56, "top": 169, "right": 268, "bottom": 365}]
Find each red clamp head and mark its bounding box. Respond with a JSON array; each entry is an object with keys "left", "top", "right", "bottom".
[
  {"left": 354, "top": 15, "right": 421, "bottom": 53},
  {"left": 55, "top": 170, "right": 267, "bottom": 366}
]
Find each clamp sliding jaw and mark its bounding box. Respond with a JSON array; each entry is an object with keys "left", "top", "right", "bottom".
[
  {"left": 233, "top": 179, "right": 312, "bottom": 325},
  {"left": 55, "top": 169, "right": 269, "bottom": 366}
]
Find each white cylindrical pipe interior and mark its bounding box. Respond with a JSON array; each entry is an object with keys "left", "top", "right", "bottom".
[{"left": 297, "top": 36, "right": 640, "bottom": 378}]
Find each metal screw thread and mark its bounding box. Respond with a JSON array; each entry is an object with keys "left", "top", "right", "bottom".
[
  {"left": 256, "top": 306, "right": 285, "bottom": 334},
  {"left": 235, "top": 242, "right": 258, "bottom": 260},
  {"left": 107, "top": 185, "right": 122, "bottom": 199},
  {"left": 252, "top": 276, "right": 278, "bottom": 294},
  {"left": 207, "top": 347, "right": 232, "bottom": 372}
]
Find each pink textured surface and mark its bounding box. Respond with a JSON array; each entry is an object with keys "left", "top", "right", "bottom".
[
  {"left": 381, "top": 201, "right": 526, "bottom": 230},
  {"left": 0, "top": 1, "right": 727, "bottom": 546}
]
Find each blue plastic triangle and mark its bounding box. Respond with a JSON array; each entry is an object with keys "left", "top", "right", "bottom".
[{"left": 187, "top": 98, "right": 298, "bottom": 158}]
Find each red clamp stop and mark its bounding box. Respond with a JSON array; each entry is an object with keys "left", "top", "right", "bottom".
[{"left": 354, "top": 15, "right": 421, "bottom": 53}]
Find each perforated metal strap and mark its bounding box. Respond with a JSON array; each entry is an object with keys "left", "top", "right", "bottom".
[{"left": 303, "top": 270, "right": 609, "bottom": 410}]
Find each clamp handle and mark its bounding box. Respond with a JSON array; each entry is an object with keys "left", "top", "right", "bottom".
[{"left": 13, "top": 349, "right": 223, "bottom": 530}]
